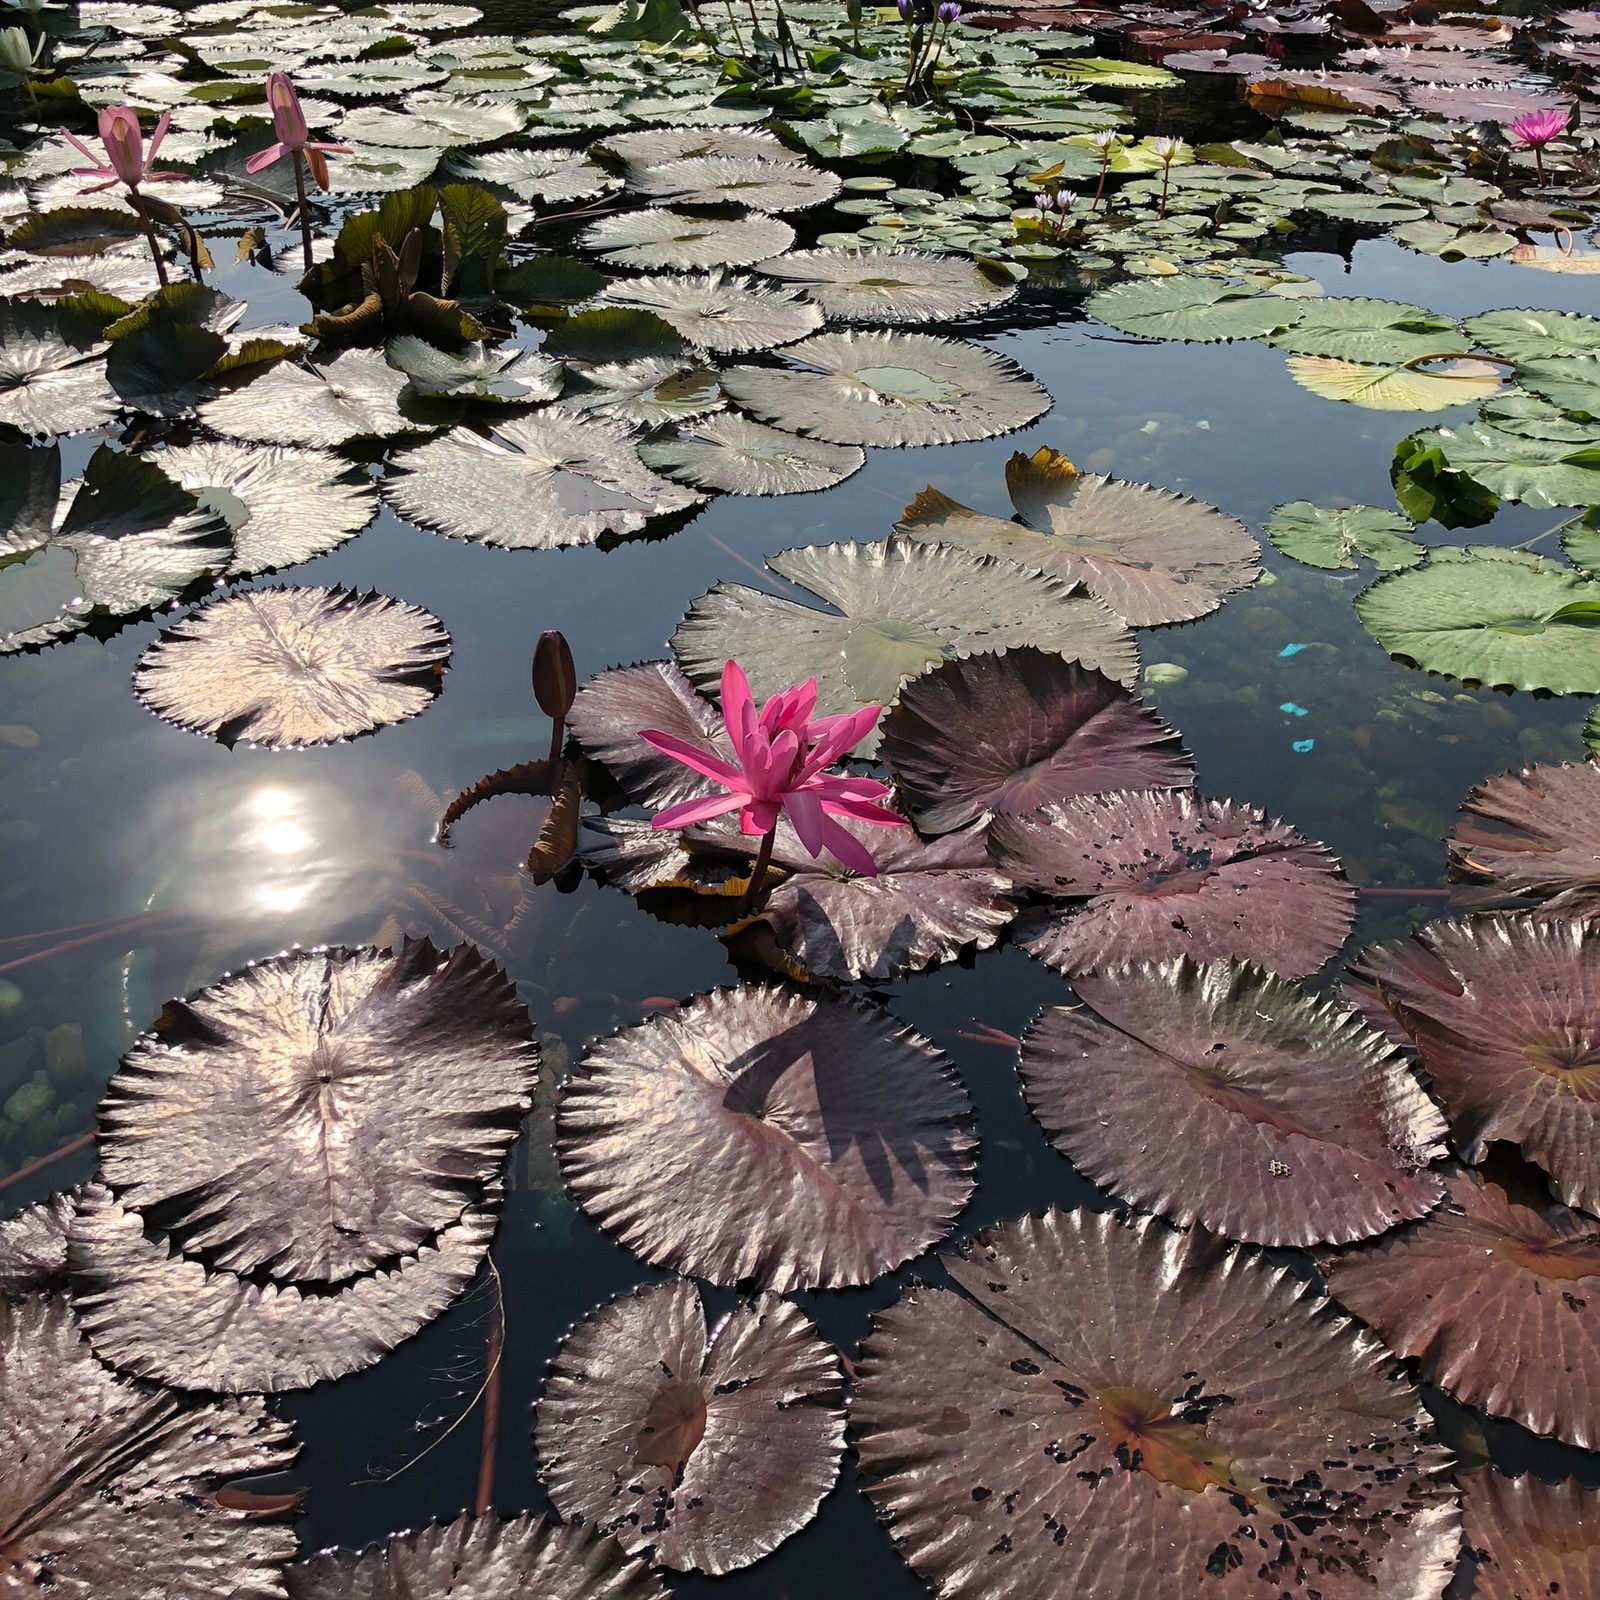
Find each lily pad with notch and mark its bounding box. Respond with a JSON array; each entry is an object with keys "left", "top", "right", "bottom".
[
  {"left": 1084, "top": 275, "right": 1304, "bottom": 342},
  {"left": 1285, "top": 354, "right": 1504, "bottom": 411},
  {"left": 755, "top": 247, "right": 1018, "bottom": 325},
  {"left": 557, "top": 985, "right": 975, "bottom": 1291},
  {"left": 447, "top": 145, "right": 620, "bottom": 203},
  {"left": 535, "top": 1279, "right": 843, "bottom": 1573},
  {"left": 553, "top": 357, "right": 724, "bottom": 428},
  {"left": 852, "top": 1207, "right": 1461, "bottom": 1600},
  {"left": 590, "top": 271, "right": 822, "bottom": 355},
  {"left": 133, "top": 585, "right": 451, "bottom": 748},
  {"left": 639, "top": 414, "right": 862, "bottom": 495},
  {"left": 1462, "top": 307, "right": 1600, "bottom": 364},
  {"left": 579, "top": 208, "right": 797, "bottom": 271},
  {"left": 385, "top": 334, "right": 562, "bottom": 403},
  {"left": 995, "top": 789, "right": 1355, "bottom": 978},
  {"left": 1408, "top": 421, "right": 1600, "bottom": 509},
  {"left": 0, "top": 294, "right": 117, "bottom": 436},
  {"left": 1263, "top": 500, "right": 1423, "bottom": 571},
  {"left": 1263, "top": 297, "right": 1460, "bottom": 363},
  {"left": 627, "top": 155, "right": 841, "bottom": 214}
]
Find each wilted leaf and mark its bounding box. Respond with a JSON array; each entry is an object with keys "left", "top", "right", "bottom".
[
  {"left": 996, "top": 789, "right": 1354, "bottom": 978},
  {"left": 852, "top": 1207, "right": 1460, "bottom": 1600},
  {"left": 535, "top": 1280, "right": 843, "bottom": 1573},
  {"left": 628, "top": 155, "right": 841, "bottom": 213},
  {"left": 591, "top": 270, "right": 822, "bottom": 354},
  {"left": 580, "top": 208, "right": 797, "bottom": 270},
  {"left": 557, "top": 985, "right": 975, "bottom": 1291},
  {"left": 639, "top": 414, "right": 863, "bottom": 495},
  {"left": 756, "top": 247, "right": 1018, "bottom": 325},
  {"left": 1263, "top": 499, "right": 1422, "bottom": 571}
]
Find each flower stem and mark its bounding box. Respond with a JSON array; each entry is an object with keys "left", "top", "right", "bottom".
[
  {"left": 1091, "top": 152, "right": 1110, "bottom": 213},
  {"left": 1534, "top": 145, "right": 1546, "bottom": 187},
  {"left": 131, "top": 190, "right": 169, "bottom": 288},
  {"left": 291, "top": 149, "right": 314, "bottom": 272},
  {"left": 721, "top": 0, "right": 745, "bottom": 50},
  {"left": 900, "top": 20, "right": 925, "bottom": 98},
  {"left": 1158, "top": 161, "right": 1171, "bottom": 220},
  {"left": 736, "top": 825, "right": 777, "bottom": 915}
]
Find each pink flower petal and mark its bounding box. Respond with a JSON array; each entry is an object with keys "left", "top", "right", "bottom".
[
  {"left": 651, "top": 792, "right": 745, "bottom": 830},
  {"left": 638, "top": 727, "right": 745, "bottom": 788},
  {"left": 782, "top": 789, "right": 828, "bottom": 857},
  {"left": 817, "top": 815, "right": 881, "bottom": 877},
  {"left": 244, "top": 143, "right": 286, "bottom": 173}
]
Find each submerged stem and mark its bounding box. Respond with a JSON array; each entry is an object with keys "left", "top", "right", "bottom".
[
  {"left": 291, "top": 148, "right": 314, "bottom": 272},
  {"left": 736, "top": 825, "right": 778, "bottom": 915},
  {"left": 131, "top": 189, "right": 168, "bottom": 288}
]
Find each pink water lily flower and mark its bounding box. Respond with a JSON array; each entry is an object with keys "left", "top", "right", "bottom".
[
  {"left": 245, "top": 71, "right": 351, "bottom": 190},
  {"left": 641, "top": 660, "right": 902, "bottom": 879},
  {"left": 62, "top": 105, "right": 182, "bottom": 193},
  {"left": 1505, "top": 107, "right": 1570, "bottom": 185}
]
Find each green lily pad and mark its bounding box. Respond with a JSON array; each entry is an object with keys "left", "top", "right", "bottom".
[
  {"left": 552, "top": 357, "right": 724, "bottom": 427},
  {"left": 1285, "top": 355, "right": 1504, "bottom": 412},
  {"left": 579, "top": 209, "right": 799, "bottom": 273},
  {"left": 1085, "top": 276, "right": 1303, "bottom": 343},
  {"left": 1264, "top": 297, "right": 1460, "bottom": 364},
  {"left": 1305, "top": 192, "right": 1427, "bottom": 224},
  {"left": 1264, "top": 501, "right": 1423, "bottom": 572},
  {"left": 1422, "top": 420, "right": 1600, "bottom": 509},
  {"left": 5, "top": 206, "right": 143, "bottom": 256},
  {"left": 385, "top": 335, "right": 562, "bottom": 402},
  {"left": 0, "top": 297, "right": 117, "bottom": 437},
  {"left": 628, "top": 155, "right": 841, "bottom": 214},
  {"left": 1463, "top": 308, "right": 1600, "bottom": 364},
  {"left": 590, "top": 271, "right": 822, "bottom": 354},
  {"left": 448, "top": 146, "right": 620, "bottom": 203},
  {"left": 1355, "top": 546, "right": 1600, "bottom": 694},
  {"left": 1514, "top": 358, "right": 1600, "bottom": 420},
  {"left": 755, "top": 247, "right": 1017, "bottom": 325}
]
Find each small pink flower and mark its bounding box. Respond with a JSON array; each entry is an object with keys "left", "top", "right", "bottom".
[
  {"left": 245, "top": 71, "right": 352, "bottom": 189},
  {"left": 640, "top": 661, "right": 902, "bottom": 876},
  {"left": 61, "top": 105, "right": 182, "bottom": 193},
  {"left": 1506, "top": 108, "right": 1570, "bottom": 149}
]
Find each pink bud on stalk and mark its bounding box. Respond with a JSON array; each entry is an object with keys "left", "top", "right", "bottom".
[
  {"left": 244, "top": 71, "right": 352, "bottom": 269},
  {"left": 60, "top": 105, "right": 183, "bottom": 285}
]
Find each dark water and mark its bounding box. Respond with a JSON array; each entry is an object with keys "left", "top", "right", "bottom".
[{"left": 3, "top": 231, "right": 1599, "bottom": 1587}]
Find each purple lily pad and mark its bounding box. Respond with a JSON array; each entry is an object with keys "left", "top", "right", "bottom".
[
  {"left": 0, "top": 1189, "right": 74, "bottom": 1294},
  {"left": 851, "top": 1207, "right": 1461, "bottom": 1600},
  {"left": 1448, "top": 760, "right": 1600, "bottom": 917},
  {"left": 1018, "top": 957, "right": 1447, "bottom": 1246},
  {"left": 535, "top": 1279, "right": 844, "bottom": 1574},
  {"left": 992, "top": 789, "right": 1355, "bottom": 978},
  {"left": 878, "top": 647, "right": 1193, "bottom": 835},
  {"left": 1347, "top": 915, "right": 1600, "bottom": 1214},
  {"left": 1463, "top": 1473, "right": 1600, "bottom": 1600},
  {"left": 557, "top": 985, "right": 975, "bottom": 1291},
  {"left": 1323, "top": 1172, "right": 1600, "bottom": 1449}
]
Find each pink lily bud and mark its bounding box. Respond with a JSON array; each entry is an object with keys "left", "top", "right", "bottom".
[
  {"left": 98, "top": 106, "right": 148, "bottom": 187},
  {"left": 265, "top": 71, "right": 309, "bottom": 148}
]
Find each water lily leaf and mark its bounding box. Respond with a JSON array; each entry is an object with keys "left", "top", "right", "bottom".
[
  {"left": 1263, "top": 296, "right": 1460, "bottom": 363},
  {"left": 601, "top": 127, "right": 786, "bottom": 165},
  {"left": 0, "top": 295, "right": 116, "bottom": 436},
  {"left": 1084, "top": 276, "right": 1303, "bottom": 342},
  {"left": 586, "top": 812, "right": 1015, "bottom": 983},
  {"left": 996, "top": 789, "right": 1355, "bottom": 978},
  {"left": 591, "top": 270, "right": 821, "bottom": 354},
  {"left": 0, "top": 1189, "right": 73, "bottom": 1295},
  {"left": 1461, "top": 1474, "right": 1600, "bottom": 1600},
  {"left": 580, "top": 208, "right": 797, "bottom": 270},
  {"left": 384, "top": 414, "right": 704, "bottom": 549},
  {"left": 1349, "top": 915, "right": 1600, "bottom": 1212},
  {"left": 541, "top": 307, "right": 688, "bottom": 365},
  {"left": 437, "top": 182, "right": 508, "bottom": 300},
  {"left": 898, "top": 446, "right": 1259, "bottom": 627},
  {"left": 385, "top": 334, "right": 562, "bottom": 402},
  {"left": 449, "top": 146, "right": 621, "bottom": 203},
  {"left": 6, "top": 205, "right": 142, "bottom": 256},
  {"left": 1462, "top": 307, "right": 1600, "bottom": 363},
  {"left": 0, "top": 248, "right": 160, "bottom": 303},
  {"left": 1419, "top": 420, "right": 1600, "bottom": 508},
  {"left": 719, "top": 330, "right": 1049, "bottom": 448},
  {"left": 1286, "top": 355, "right": 1504, "bottom": 411},
  {"left": 200, "top": 349, "right": 457, "bottom": 448},
  {"left": 638, "top": 414, "right": 861, "bottom": 495},
  {"left": 1354, "top": 546, "right": 1600, "bottom": 694},
  {"left": 134, "top": 586, "right": 450, "bottom": 748},
  {"left": 553, "top": 356, "right": 723, "bottom": 427},
  {"left": 1323, "top": 1173, "right": 1600, "bottom": 1449},
  {"left": 1512, "top": 357, "right": 1600, "bottom": 419},
  {"left": 68, "top": 1182, "right": 499, "bottom": 1393},
  {"left": 157, "top": 440, "right": 377, "bottom": 578},
  {"left": 880, "top": 648, "right": 1192, "bottom": 834},
  {"left": 1448, "top": 761, "right": 1600, "bottom": 917},
  {"left": 1263, "top": 500, "right": 1423, "bottom": 571},
  {"left": 97, "top": 938, "right": 532, "bottom": 1283},
  {"left": 1052, "top": 55, "right": 1178, "bottom": 87},
  {"left": 628, "top": 155, "right": 841, "bottom": 213},
  {"left": 535, "top": 1280, "right": 843, "bottom": 1574},
  {"left": 1019, "top": 959, "right": 1443, "bottom": 1245},
  {"left": 497, "top": 255, "right": 609, "bottom": 312},
  {"left": 755, "top": 247, "right": 1018, "bottom": 325},
  {"left": 0, "top": 1294, "right": 298, "bottom": 1598},
  {"left": 672, "top": 539, "right": 1137, "bottom": 757},
  {"left": 339, "top": 100, "right": 527, "bottom": 150},
  {"left": 852, "top": 1208, "right": 1461, "bottom": 1600},
  {"left": 287, "top": 1513, "right": 664, "bottom": 1600},
  {"left": 557, "top": 985, "right": 975, "bottom": 1291}
]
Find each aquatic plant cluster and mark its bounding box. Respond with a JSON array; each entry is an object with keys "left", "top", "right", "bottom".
[{"left": 2, "top": 0, "right": 1600, "bottom": 1594}]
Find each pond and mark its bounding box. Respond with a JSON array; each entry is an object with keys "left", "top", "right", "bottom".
[{"left": 2, "top": 1, "right": 1600, "bottom": 1595}]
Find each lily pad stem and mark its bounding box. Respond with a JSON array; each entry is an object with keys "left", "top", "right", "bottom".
[
  {"left": 1516, "top": 511, "right": 1585, "bottom": 552},
  {"left": 737, "top": 824, "right": 778, "bottom": 915},
  {"left": 1396, "top": 352, "right": 1516, "bottom": 373},
  {"left": 131, "top": 189, "right": 169, "bottom": 288},
  {"left": 720, "top": 0, "right": 745, "bottom": 49},
  {"left": 291, "top": 148, "right": 315, "bottom": 273}
]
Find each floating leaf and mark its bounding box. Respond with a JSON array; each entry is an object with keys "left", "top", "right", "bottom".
[
  {"left": 535, "top": 1280, "right": 843, "bottom": 1574},
  {"left": 628, "top": 155, "right": 841, "bottom": 213},
  {"left": 1354, "top": 547, "right": 1600, "bottom": 694},
  {"left": 287, "top": 1513, "right": 664, "bottom": 1600},
  {"left": 602, "top": 127, "right": 786, "bottom": 164},
  {"left": 539, "top": 307, "right": 688, "bottom": 365},
  {"left": 719, "top": 330, "right": 1049, "bottom": 448},
  {"left": 200, "top": 349, "right": 456, "bottom": 448},
  {"left": 97, "top": 939, "right": 533, "bottom": 1282},
  {"left": 1084, "top": 276, "right": 1302, "bottom": 342},
  {"left": 384, "top": 414, "right": 704, "bottom": 549},
  {"left": 157, "top": 440, "right": 377, "bottom": 578},
  {"left": 0, "top": 295, "right": 116, "bottom": 436},
  {"left": 0, "top": 1293, "right": 298, "bottom": 1597},
  {"left": 1020, "top": 959, "right": 1443, "bottom": 1245},
  {"left": 898, "top": 446, "right": 1259, "bottom": 627},
  {"left": 1512, "top": 356, "right": 1600, "bottom": 419},
  {"left": 996, "top": 789, "right": 1355, "bottom": 978},
  {"left": 755, "top": 247, "right": 1018, "bottom": 325},
  {"left": 7, "top": 206, "right": 143, "bottom": 256},
  {"left": 133, "top": 586, "right": 450, "bottom": 748},
  {"left": 1462, "top": 307, "right": 1600, "bottom": 364},
  {"left": 1415, "top": 420, "right": 1600, "bottom": 508},
  {"left": 68, "top": 1182, "right": 500, "bottom": 1393},
  {"left": 0, "top": 1189, "right": 73, "bottom": 1294},
  {"left": 1349, "top": 915, "right": 1600, "bottom": 1213},
  {"left": 553, "top": 357, "right": 723, "bottom": 427},
  {"left": 385, "top": 334, "right": 562, "bottom": 402},
  {"left": 449, "top": 146, "right": 620, "bottom": 203},
  {"left": 580, "top": 208, "right": 797, "bottom": 270},
  {"left": 1306, "top": 192, "right": 1428, "bottom": 224},
  {"left": 1323, "top": 1173, "right": 1600, "bottom": 1449},
  {"left": 1448, "top": 761, "right": 1600, "bottom": 917},
  {"left": 1285, "top": 354, "right": 1504, "bottom": 411},
  {"left": 591, "top": 270, "right": 822, "bottom": 354},
  {"left": 672, "top": 539, "right": 1138, "bottom": 757},
  {"left": 852, "top": 1208, "right": 1460, "bottom": 1600},
  {"left": 557, "top": 985, "right": 975, "bottom": 1291},
  {"left": 1264, "top": 297, "right": 1460, "bottom": 364},
  {"left": 639, "top": 414, "right": 862, "bottom": 495},
  {"left": 1263, "top": 500, "right": 1423, "bottom": 571},
  {"left": 1461, "top": 1473, "right": 1600, "bottom": 1600},
  {"left": 880, "top": 648, "right": 1192, "bottom": 834}
]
